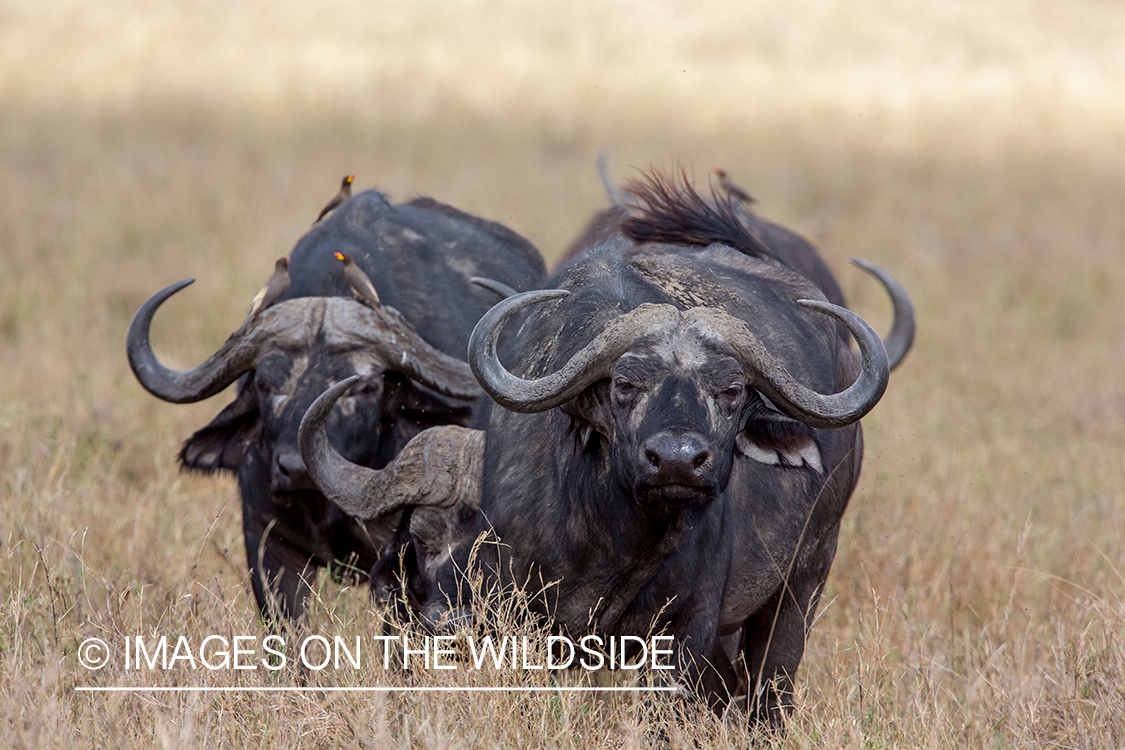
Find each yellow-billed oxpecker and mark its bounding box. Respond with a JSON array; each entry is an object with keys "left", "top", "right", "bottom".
[
  {"left": 244, "top": 256, "right": 291, "bottom": 325},
  {"left": 711, "top": 167, "right": 755, "bottom": 206},
  {"left": 335, "top": 252, "right": 381, "bottom": 307},
  {"left": 314, "top": 174, "right": 355, "bottom": 224}
]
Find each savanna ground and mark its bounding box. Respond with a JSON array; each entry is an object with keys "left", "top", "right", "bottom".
[{"left": 2, "top": 1, "right": 1124, "bottom": 747}]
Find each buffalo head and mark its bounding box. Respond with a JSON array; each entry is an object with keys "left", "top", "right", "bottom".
[
  {"left": 468, "top": 289, "right": 889, "bottom": 509},
  {"left": 126, "top": 279, "right": 481, "bottom": 619},
  {"left": 297, "top": 375, "right": 484, "bottom": 632}
]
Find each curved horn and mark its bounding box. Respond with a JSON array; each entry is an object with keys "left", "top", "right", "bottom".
[
  {"left": 471, "top": 276, "right": 520, "bottom": 299},
  {"left": 470, "top": 288, "right": 888, "bottom": 427},
  {"left": 298, "top": 376, "right": 485, "bottom": 519},
  {"left": 850, "top": 258, "right": 914, "bottom": 371},
  {"left": 128, "top": 280, "right": 480, "bottom": 405},
  {"left": 468, "top": 290, "right": 683, "bottom": 413},
  {"left": 127, "top": 279, "right": 266, "bottom": 403},
  {"left": 687, "top": 301, "right": 889, "bottom": 429}
]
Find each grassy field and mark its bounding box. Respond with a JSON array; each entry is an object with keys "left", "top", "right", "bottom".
[{"left": 2, "top": 1, "right": 1124, "bottom": 746}]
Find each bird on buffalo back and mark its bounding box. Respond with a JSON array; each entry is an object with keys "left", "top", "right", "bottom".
[
  {"left": 711, "top": 167, "right": 755, "bottom": 207},
  {"left": 334, "top": 252, "right": 381, "bottom": 307},
  {"left": 243, "top": 256, "right": 291, "bottom": 326},
  {"left": 314, "top": 174, "right": 355, "bottom": 224}
]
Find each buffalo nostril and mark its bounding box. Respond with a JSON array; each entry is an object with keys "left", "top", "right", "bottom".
[
  {"left": 276, "top": 454, "right": 299, "bottom": 479},
  {"left": 644, "top": 432, "right": 711, "bottom": 479},
  {"left": 274, "top": 452, "right": 314, "bottom": 491},
  {"left": 277, "top": 453, "right": 306, "bottom": 476}
]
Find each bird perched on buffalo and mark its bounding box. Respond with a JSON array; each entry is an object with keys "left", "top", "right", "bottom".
[
  {"left": 711, "top": 167, "right": 755, "bottom": 206},
  {"left": 335, "top": 252, "right": 381, "bottom": 307},
  {"left": 243, "top": 256, "right": 291, "bottom": 326},
  {"left": 314, "top": 174, "right": 355, "bottom": 224}
]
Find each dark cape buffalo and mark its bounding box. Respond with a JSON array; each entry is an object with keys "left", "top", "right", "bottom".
[
  {"left": 126, "top": 188, "right": 545, "bottom": 621},
  {"left": 294, "top": 173, "right": 914, "bottom": 727},
  {"left": 298, "top": 381, "right": 486, "bottom": 631},
  {"left": 297, "top": 172, "right": 913, "bottom": 728},
  {"left": 458, "top": 172, "right": 908, "bottom": 726}
]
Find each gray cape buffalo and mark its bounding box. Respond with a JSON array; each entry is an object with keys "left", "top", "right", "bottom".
[
  {"left": 459, "top": 171, "right": 908, "bottom": 725},
  {"left": 297, "top": 377, "right": 485, "bottom": 630},
  {"left": 126, "top": 188, "right": 545, "bottom": 621},
  {"left": 298, "top": 176, "right": 914, "bottom": 692}
]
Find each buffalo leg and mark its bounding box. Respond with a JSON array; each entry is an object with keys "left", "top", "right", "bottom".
[
  {"left": 741, "top": 546, "right": 834, "bottom": 729},
  {"left": 243, "top": 507, "right": 318, "bottom": 622},
  {"left": 667, "top": 607, "right": 740, "bottom": 714}
]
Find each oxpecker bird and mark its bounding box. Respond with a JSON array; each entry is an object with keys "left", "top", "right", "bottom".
[
  {"left": 314, "top": 174, "right": 355, "bottom": 224},
  {"left": 711, "top": 167, "right": 755, "bottom": 206},
  {"left": 335, "top": 252, "right": 381, "bottom": 307},
  {"left": 244, "top": 256, "right": 291, "bottom": 325}
]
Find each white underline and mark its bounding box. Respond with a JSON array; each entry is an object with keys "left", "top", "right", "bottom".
[{"left": 76, "top": 686, "right": 677, "bottom": 693}]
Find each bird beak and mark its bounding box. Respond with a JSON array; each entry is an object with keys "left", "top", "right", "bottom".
[{"left": 334, "top": 252, "right": 345, "bottom": 261}]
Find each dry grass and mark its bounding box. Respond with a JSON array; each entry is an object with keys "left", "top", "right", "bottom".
[{"left": 2, "top": 1, "right": 1125, "bottom": 747}]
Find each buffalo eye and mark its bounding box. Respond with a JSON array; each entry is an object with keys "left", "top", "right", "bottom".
[
  {"left": 412, "top": 536, "right": 430, "bottom": 561},
  {"left": 715, "top": 383, "right": 744, "bottom": 409},
  {"left": 355, "top": 381, "right": 380, "bottom": 398},
  {"left": 256, "top": 380, "right": 273, "bottom": 397},
  {"left": 616, "top": 377, "right": 643, "bottom": 395},
  {"left": 614, "top": 379, "right": 642, "bottom": 399}
]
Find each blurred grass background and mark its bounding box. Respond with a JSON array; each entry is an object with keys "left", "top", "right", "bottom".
[{"left": 2, "top": 0, "right": 1124, "bottom": 746}]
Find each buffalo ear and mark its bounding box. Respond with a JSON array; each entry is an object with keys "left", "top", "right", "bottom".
[
  {"left": 561, "top": 380, "right": 613, "bottom": 447},
  {"left": 178, "top": 376, "right": 261, "bottom": 474},
  {"left": 737, "top": 416, "right": 823, "bottom": 473}
]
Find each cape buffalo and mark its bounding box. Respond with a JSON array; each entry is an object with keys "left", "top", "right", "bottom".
[
  {"left": 126, "top": 189, "right": 545, "bottom": 621},
  {"left": 297, "top": 382, "right": 484, "bottom": 631},
  {"left": 460, "top": 171, "right": 908, "bottom": 726},
  {"left": 298, "top": 176, "right": 913, "bottom": 689}
]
